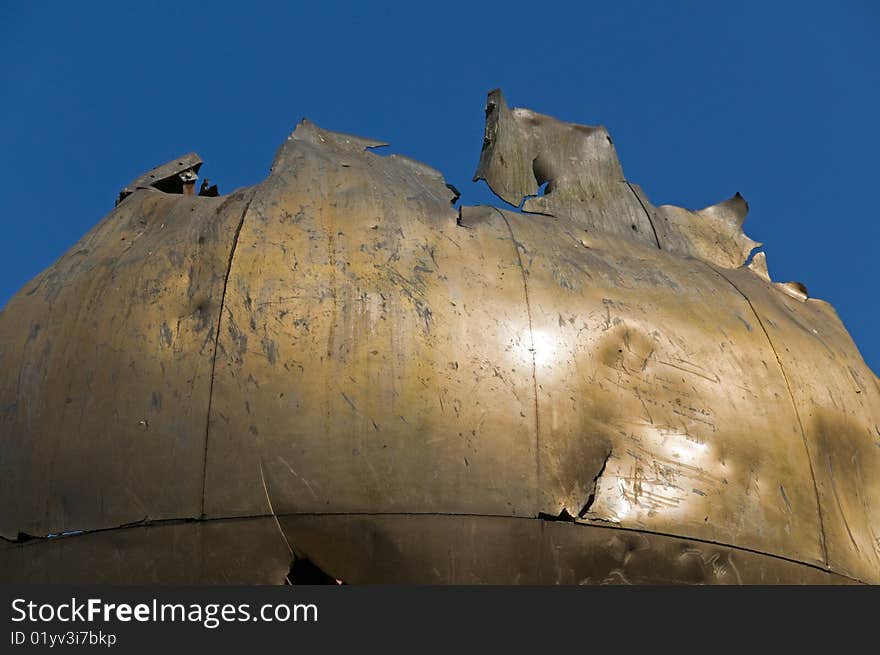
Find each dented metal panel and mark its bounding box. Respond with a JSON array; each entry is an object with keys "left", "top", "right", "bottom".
[
  {"left": 495, "top": 209, "right": 824, "bottom": 565},
  {"left": 1, "top": 90, "right": 878, "bottom": 584}
]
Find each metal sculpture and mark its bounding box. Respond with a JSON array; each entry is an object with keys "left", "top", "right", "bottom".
[{"left": 1, "top": 91, "right": 878, "bottom": 584}]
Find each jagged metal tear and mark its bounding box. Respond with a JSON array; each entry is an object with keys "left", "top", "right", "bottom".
[
  {"left": 474, "top": 89, "right": 763, "bottom": 271},
  {"left": 1, "top": 90, "right": 878, "bottom": 585}
]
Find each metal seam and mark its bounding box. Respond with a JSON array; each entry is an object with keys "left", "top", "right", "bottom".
[
  {"left": 4, "top": 511, "right": 861, "bottom": 584},
  {"left": 706, "top": 263, "right": 829, "bottom": 568},
  {"left": 625, "top": 180, "right": 662, "bottom": 250},
  {"left": 491, "top": 206, "right": 541, "bottom": 510},
  {"left": 199, "top": 191, "right": 256, "bottom": 519}
]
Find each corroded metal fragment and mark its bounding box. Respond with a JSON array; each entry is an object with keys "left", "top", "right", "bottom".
[{"left": 1, "top": 91, "right": 878, "bottom": 584}]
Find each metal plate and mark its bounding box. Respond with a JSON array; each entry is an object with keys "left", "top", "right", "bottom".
[
  {"left": 720, "top": 266, "right": 880, "bottom": 582},
  {"left": 0, "top": 190, "right": 252, "bottom": 537},
  {"left": 495, "top": 208, "right": 824, "bottom": 565},
  {"left": 204, "top": 122, "right": 539, "bottom": 519},
  {"left": 1, "top": 91, "right": 877, "bottom": 584}
]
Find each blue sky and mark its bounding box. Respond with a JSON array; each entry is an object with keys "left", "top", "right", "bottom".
[{"left": 1, "top": 1, "right": 877, "bottom": 371}]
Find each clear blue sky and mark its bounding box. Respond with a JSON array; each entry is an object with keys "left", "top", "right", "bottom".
[{"left": 1, "top": 1, "right": 877, "bottom": 372}]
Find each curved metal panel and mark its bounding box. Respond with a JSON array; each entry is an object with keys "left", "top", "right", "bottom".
[
  {"left": 496, "top": 209, "right": 824, "bottom": 565},
  {"left": 204, "top": 123, "right": 539, "bottom": 518},
  {"left": 0, "top": 90, "right": 876, "bottom": 584},
  {"left": 0, "top": 190, "right": 252, "bottom": 538},
  {"left": 720, "top": 266, "right": 880, "bottom": 582}
]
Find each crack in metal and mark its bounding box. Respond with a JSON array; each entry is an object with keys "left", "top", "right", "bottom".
[{"left": 579, "top": 449, "right": 612, "bottom": 518}]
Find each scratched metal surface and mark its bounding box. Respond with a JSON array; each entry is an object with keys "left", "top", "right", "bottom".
[
  {"left": 204, "top": 122, "right": 538, "bottom": 519},
  {"left": 0, "top": 189, "right": 253, "bottom": 537},
  {"left": 1, "top": 91, "right": 878, "bottom": 584},
  {"left": 493, "top": 208, "right": 824, "bottom": 566}
]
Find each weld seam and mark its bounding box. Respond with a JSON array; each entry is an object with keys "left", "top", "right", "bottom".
[
  {"left": 576, "top": 517, "right": 848, "bottom": 581},
  {"left": 5, "top": 511, "right": 860, "bottom": 584},
  {"left": 199, "top": 192, "right": 254, "bottom": 518},
  {"left": 492, "top": 206, "right": 541, "bottom": 506},
  {"left": 707, "top": 264, "right": 829, "bottom": 568},
  {"left": 625, "top": 181, "right": 662, "bottom": 250}
]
